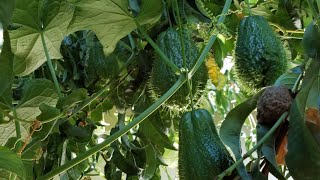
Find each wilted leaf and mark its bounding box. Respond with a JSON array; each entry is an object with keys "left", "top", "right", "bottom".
[
  {"left": 276, "top": 135, "right": 287, "bottom": 165},
  {"left": 0, "top": 146, "right": 26, "bottom": 179},
  {"left": 10, "top": 0, "right": 74, "bottom": 76},
  {"left": 220, "top": 90, "right": 264, "bottom": 180}
]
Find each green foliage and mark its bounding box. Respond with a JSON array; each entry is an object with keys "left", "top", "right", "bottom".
[
  {"left": 0, "top": 0, "right": 15, "bottom": 29},
  {"left": 220, "top": 90, "right": 264, "bottom": 179},
  {"left": 286, "top": 59, "right": 320, "bottom": 179},
  {"left": 0, "top": 0, "right": 319, "bottom": 179},
  {"left": 149, "top": 27, "right": 208, "bottom": 110},
  {"left": 0, "top": 31, "right": 13, "bottom": 110},
  {"left": 302, "top": 20, "right": 320, "bottom": 59},
  {"left": 234, "top": 15, "right": 288, "bottom": 93},
  {"left": 0, "top": 146, "right": 26, "bottom": 179},
  {"left": 179, "top": 109, "right": 235, "bottom": 179}
]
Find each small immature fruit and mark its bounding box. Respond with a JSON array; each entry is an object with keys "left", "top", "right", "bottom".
[
  {"left": 179, "top": 109, "right": 235, "bottom": 180},
  {"left": 257, "top": 86, "right": 292, "bottom": 125},
  {"left": 148, "top": 28, "right": 208, "bottom": 110},
  {"left": 234, "top": 15, "right": 287, "bottom": 93}
]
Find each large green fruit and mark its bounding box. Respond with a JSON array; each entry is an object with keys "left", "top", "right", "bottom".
[
  {"left": 234, "top": 15, "right": 287, "bottom": 93},
  {"left": 179, "top": 109, "right": 235, "bottom": 180},
  {"left": 148, "top": 28, "right": 208, "bottom": 110}
]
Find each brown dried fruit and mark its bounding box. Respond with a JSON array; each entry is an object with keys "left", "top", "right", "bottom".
[{"left": 257, "top": 86, "right": 293, "bottom": 125}]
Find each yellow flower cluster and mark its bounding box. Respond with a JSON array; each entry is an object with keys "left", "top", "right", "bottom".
[{"left": 205, "top": 58, "right": 226, "bottom": 90}]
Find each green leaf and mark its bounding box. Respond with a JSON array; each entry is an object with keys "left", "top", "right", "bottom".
[
  {"left": 36, "top": 104, "right": 61, "bottom": 122},
  {"left": 140, "top": 119, "right": 176, "bottom": 150},
  {"left": 0, "top": 146, "right": 26, "bottom": 179},
  {"left": 142, "top": 144, "right": 157, "bottom": 179},
  {"left": 10, "top": 0, "right": 74, "bottom": 76},
  {"left": 90, "top": 100, "right": 113, "bottom": 122},
  {"left": 59, "top": 121, "right": 96, "bottom": 143},
  {"left": 0, "top": 31, "right": 13, "bottom": 109},
  {"left": 16, "top": 79, "right": 58, "bottom": 121},
  {"left": 112, "top": 145, "right": 140, "bottom": 176},
  {"left": 286, "top": 60, "right": 320, "bottom": 180},
  {"left": 0, "top": 121, "right": 27, "bottom": 145},
  {"left": 256, "top": 123, "right": 285, "bottom": 180},
  {"left": 220, "top": 90, "right": 264, "bottom": 180},
  {"left": 23, "top": 160, "right": 35, "bottom": 180},
  {"left": 68, "top": 0, "right": 162, "bottom": 55},
  {"left": 274, "top": 66, "right": 302, "bottom": 89},
  {"left": 135, "top": 0, "right": 163, "bottom": 25},
  {"left": 56, "top": 88, "right": 88, "bottom": 110},
  {"left": 0, "top": 0, "right": 15, "bottom": 29}
]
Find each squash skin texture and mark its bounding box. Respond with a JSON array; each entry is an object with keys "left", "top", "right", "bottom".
[
  {"left": 235, "top": 15, "right": 287, "bottom": 93},
  {"left": 179, "top": 109, "right": 234, "bottom": 180},
  {"left": 148, "top": 28, "right": 208, "bottom": 110}
]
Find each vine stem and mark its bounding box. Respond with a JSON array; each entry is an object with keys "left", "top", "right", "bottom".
[
  {"left": 172, "top": 0, "right": 194, "bottom": 108},
  {"left": 244, "top": 0, "right": 252, "bottom": 16},
  {"left": 190, "top": 0, "right": 232, "bottom": 76},
  {"left": 135, "top": 21, "right": 181, "bottom": 75},
  {"left": 40, "top": 32, "right": 63, "bottom": 98},
  {"left": 216, "top": 112, "right": 289, "bottom": 180},
  {"left": 37, "top": 75, "right": 187, "bottom": 180},
  {"left": 38, "top": 1, "right": 233, "bottom": 179},
  {"left": 12, "top": 108, "right": 21, "bottom": 139}
]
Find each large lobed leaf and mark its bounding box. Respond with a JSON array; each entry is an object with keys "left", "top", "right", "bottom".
[
  {"left": 10, "top": 0, "right": 163, "bottom": 76},
  {"left": 10, "top": 0, "right": 74, "bottom": 76}
]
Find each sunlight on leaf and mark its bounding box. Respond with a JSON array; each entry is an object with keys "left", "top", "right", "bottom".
[{"left": 10, "top": 0, "right": 74, "bottom": 76}]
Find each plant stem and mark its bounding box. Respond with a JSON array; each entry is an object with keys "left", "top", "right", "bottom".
[
  {"left": 135, "top": 21, "right": 181, "bottom": 75},
  {"left": 12, "top": 108, "right": 21, "bottom": 139},
  {"left": 37, "top": 75, "right": 187, "bottom": 180},
  {"left": 245, "top": 0, "right": 252, "bottom": 16},
  {"left": 173, "top": 0, "right": 187, "bottom": 69},
  {"left": 216, "top": 112, "right": 289, "bottom": 180},
  {"left": 190, "top": 0, "right": 232, "bottom": 76},
  {"left": 38, "top": 1, "right": 233, "bottom": 178},
  {"left": 307, "top": 0, "right": 318, "bottom": 18},
  {"left": 40, "top": 32, "right": 63, "bottom": 98}
]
